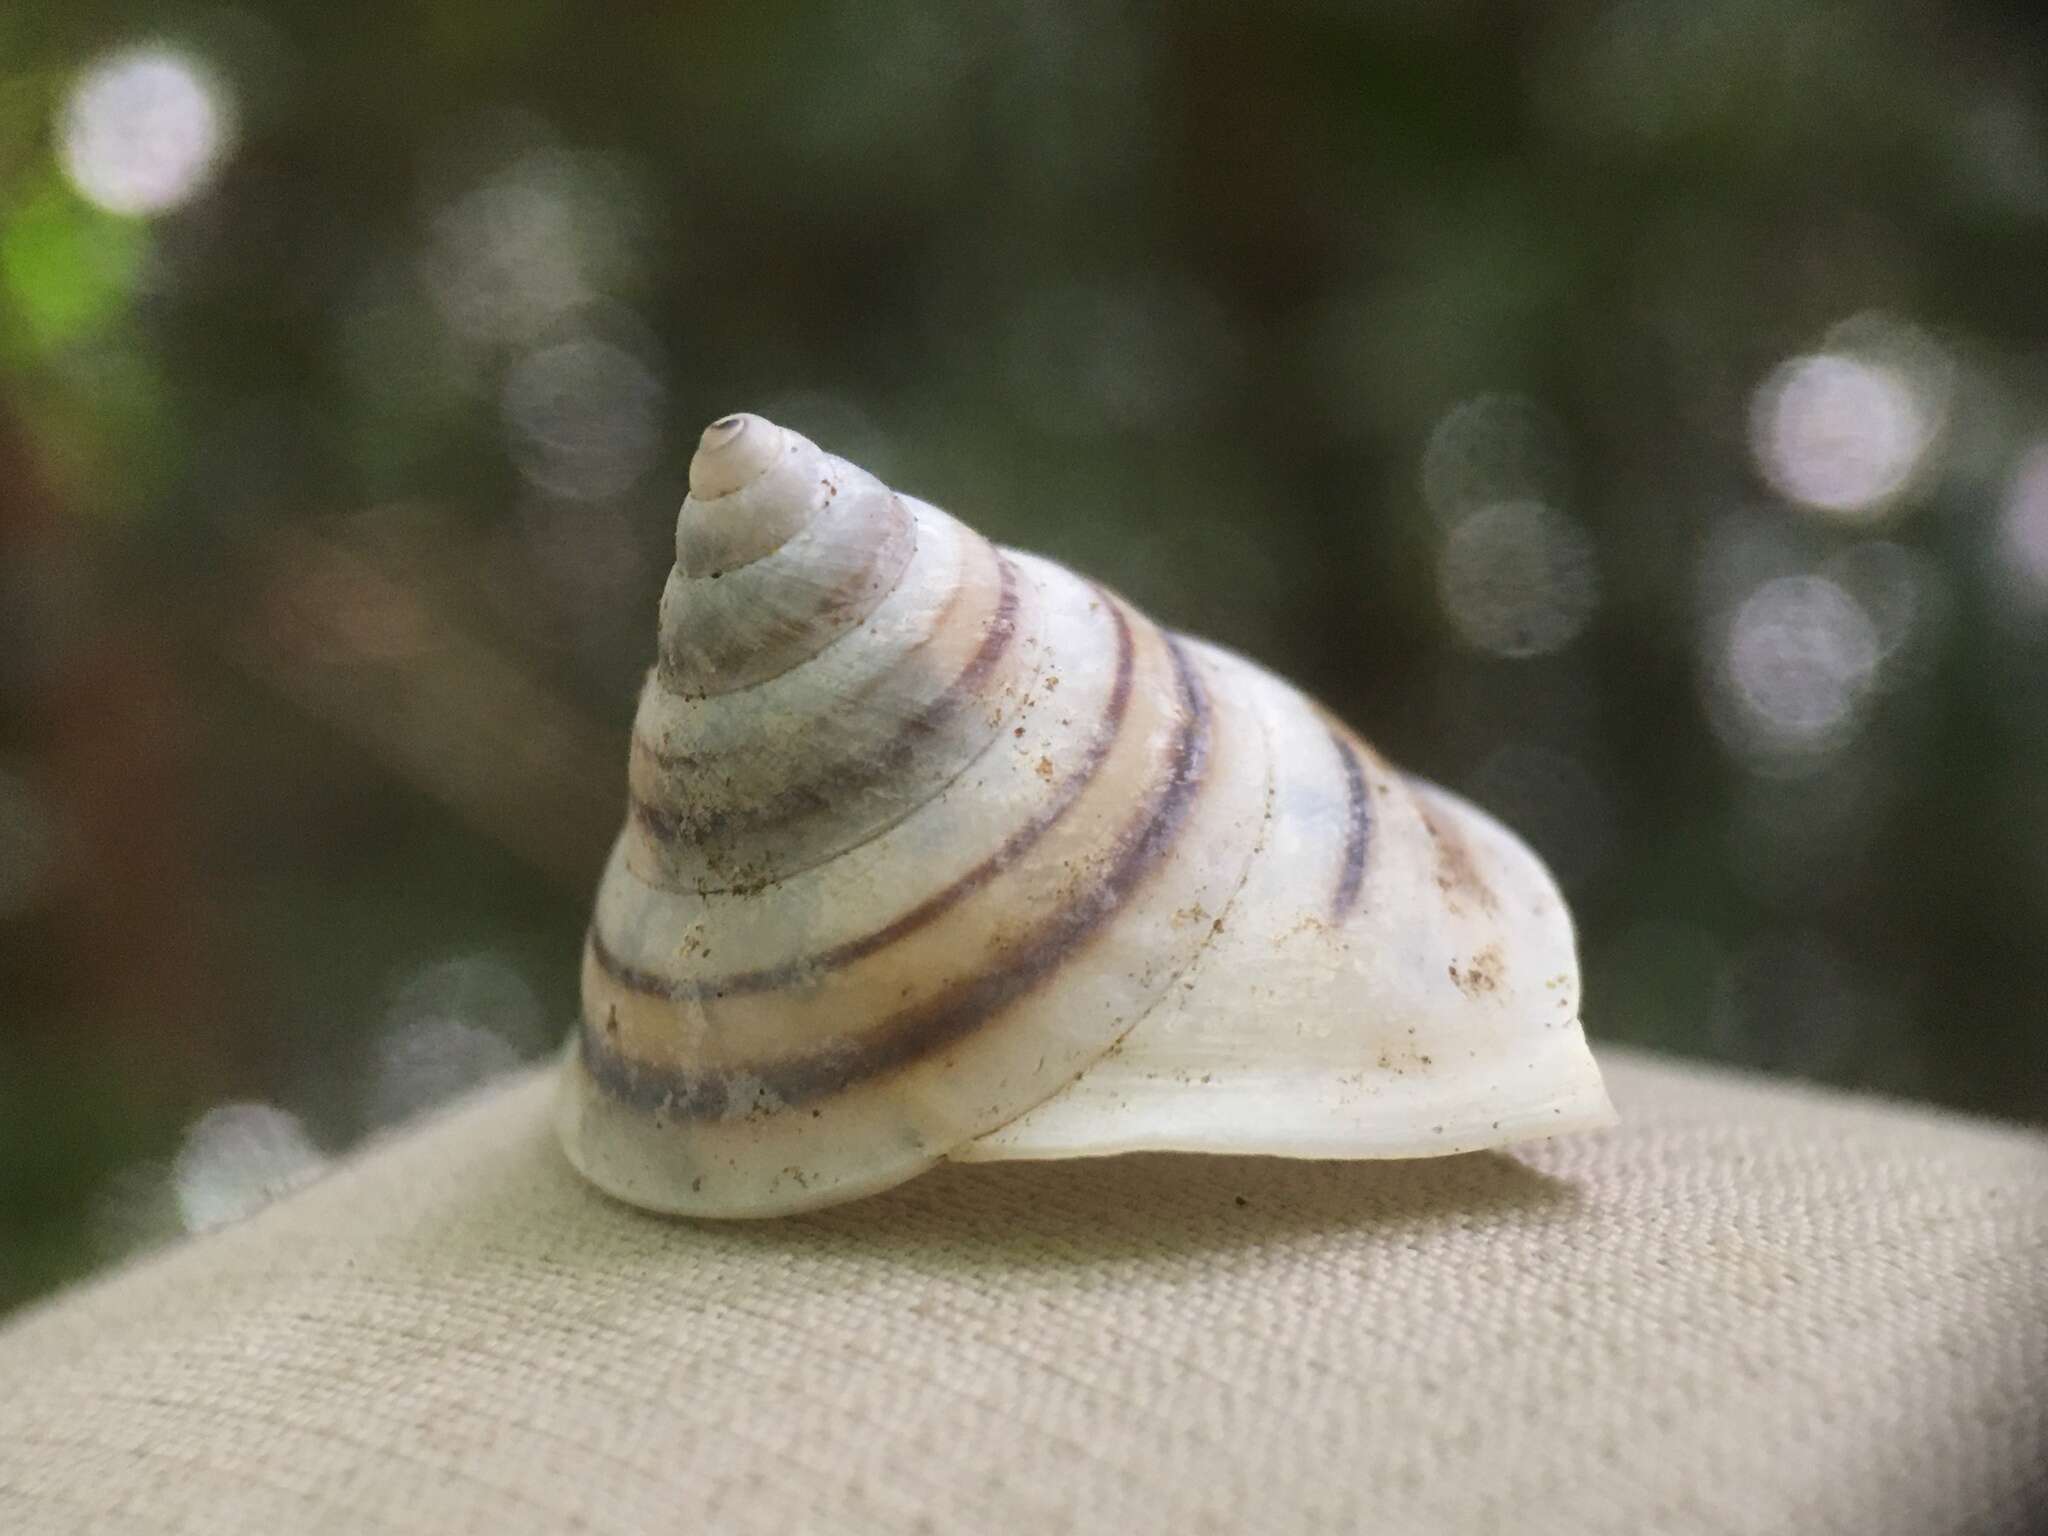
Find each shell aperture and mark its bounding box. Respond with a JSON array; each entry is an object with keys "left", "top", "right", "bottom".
[{"left": 556, "top": 414, "right": 1614, "bottom": 1216}]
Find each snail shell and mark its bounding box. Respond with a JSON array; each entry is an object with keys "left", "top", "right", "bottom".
[{"left": 557, "top": 414, "right": 1614, "bottom": 1216}]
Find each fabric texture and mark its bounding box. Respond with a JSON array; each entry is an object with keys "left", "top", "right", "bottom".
[{"left": 0, "top": 1047, "right": 2043, "bottom": 1536}]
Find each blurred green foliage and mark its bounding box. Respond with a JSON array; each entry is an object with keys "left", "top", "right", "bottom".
[{"left": 4, "top": 0, "right": 2048, "bottom": 1316}]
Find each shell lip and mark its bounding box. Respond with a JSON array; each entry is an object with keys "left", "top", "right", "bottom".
[{"left": 949, "top": 767, "right": 1612, "bottom": 1170}]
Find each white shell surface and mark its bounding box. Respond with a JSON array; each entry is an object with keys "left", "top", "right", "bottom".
[
  {"left": 558, "top": 412, "right": 1613, "bottom": 1217},
  {"left": 959, "top": 646, "right": 1614, "bottom": 1162}
]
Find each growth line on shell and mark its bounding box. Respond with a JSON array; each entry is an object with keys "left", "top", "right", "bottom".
[
  {"left": 580, "top": 630, "right": 1213, "bottom": 1119},
  {"left": 1329, "top": 727, "right": 1371, "bottom": 920},
  {"left": 595, "top": 588, "right": 1135, "bottom": 1002}
]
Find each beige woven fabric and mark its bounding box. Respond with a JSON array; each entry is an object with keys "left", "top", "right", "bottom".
[{"left": 1, "top": 1048, "right": 2043, "bottom": 1536}]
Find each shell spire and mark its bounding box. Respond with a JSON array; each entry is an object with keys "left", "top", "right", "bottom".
[
  {"left": 687, "top": 413, "right": 779, "bottom": 500},
  {"left": 556, "top": 413, "right": 1614, "bottom": 1216}
]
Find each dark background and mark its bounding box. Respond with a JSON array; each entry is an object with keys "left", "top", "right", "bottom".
[{"left": 5, "top": 0, "right": 2047, "bottom": 1315}]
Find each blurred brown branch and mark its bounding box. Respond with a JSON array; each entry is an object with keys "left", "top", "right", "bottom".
[{"left": 229, "top": 507, "right": 622, "bottom": 892}]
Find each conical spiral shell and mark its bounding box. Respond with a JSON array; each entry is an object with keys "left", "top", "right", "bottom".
[{"left": 558, "top": 415, "right": 1613, "bottom": 1216}]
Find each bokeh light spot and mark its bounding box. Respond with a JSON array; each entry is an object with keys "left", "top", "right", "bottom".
[
  {"left": 370, "top": 1019, "right": 523, "bottom": 1129},
  {"left": 1749, "top": 351, "right": 1933, "bottom": 518},
  {"left": 1420, "top": 393, "right": 1568, "bottom": 525},
  {"left": 421, "top": 146, "right": 646, "bottom": 349},
  {"left": 365, "top": 953, "right": 542, "bottom": 1129},
  {"left": 1437, "top": 499, "right": 1599, "bottom": 658},
  {"left": 171, "top": 1103, "right": 327, "bottom": 1234},
  {"left": 1995, "top": 442, "right": 2048, "bottom": 606},
  {"left": 58, "top": 46, "right": 233, "bottom": 217},
  {"left": 502, "top": 334, "right": 666, "bottom": 500},
  {"left": 1716, "top": 574, "right": 1879, "bottom": 763}
]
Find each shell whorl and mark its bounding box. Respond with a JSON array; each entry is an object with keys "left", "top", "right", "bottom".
[
  {"left": 630, "top": 417, "right": 1042, "bottom": 893},
  {"left": 559, "top": 411, "right": 1612, "bottom": 1218},
  {"left": 677, "top": 414, "right": 809, "bottom": 574},
  {"left": 655, "top": 416, "right": 919, "bottom": 699}
]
